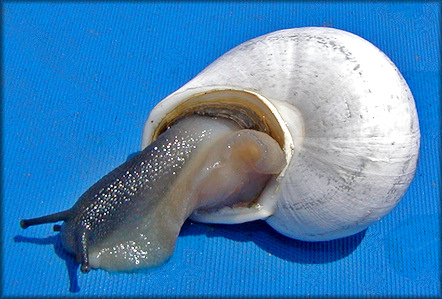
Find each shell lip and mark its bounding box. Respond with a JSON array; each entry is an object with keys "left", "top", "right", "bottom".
[{"left": 142, "top": 85, "right": 296, "bottom": 224}]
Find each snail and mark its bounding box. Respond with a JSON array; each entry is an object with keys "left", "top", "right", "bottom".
[{"left": 20, "top": 27, "right": 420, "bottom": 273}]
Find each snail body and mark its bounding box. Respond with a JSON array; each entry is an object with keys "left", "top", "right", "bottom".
[
  {"left": 21, "top": 116, "right": 285, "bottom": 272},
  {"left": 21, "top": 27, "right": 420, "bottom": 272}
]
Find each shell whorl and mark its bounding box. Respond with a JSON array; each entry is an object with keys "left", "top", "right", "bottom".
[{"left": 143, "top": 27, "right": 420, "bottom": 241}]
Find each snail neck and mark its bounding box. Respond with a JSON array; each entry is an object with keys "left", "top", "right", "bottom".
[
  {"left": 154, "top": 115, "right": 286, "bottom": 225},
  {"left": 170, "top": 128, "right": 286, "bottom": 218},
  {"left": 87, "top": 115, "right": 284, "bottom": 271}
]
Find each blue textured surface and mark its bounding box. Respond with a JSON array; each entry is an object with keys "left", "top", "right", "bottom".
[{"left": 3, "top": 2, "right": 440, "bottom": 296}]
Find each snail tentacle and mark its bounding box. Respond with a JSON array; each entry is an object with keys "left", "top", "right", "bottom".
[
  {"left": 20, "top": 209, "right": 72, "bottom": 229},
  {"left": 78, "top": 230, "right": 91, "bottom": 274}
]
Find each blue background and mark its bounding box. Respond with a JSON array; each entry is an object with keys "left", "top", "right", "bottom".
[{"left": 3, "top": 1, "right": 440, "bottom": 296}]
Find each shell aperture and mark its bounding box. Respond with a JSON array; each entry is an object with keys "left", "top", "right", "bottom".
[{"left": 20, "top": 115, "right": 285, "bottom": 272}]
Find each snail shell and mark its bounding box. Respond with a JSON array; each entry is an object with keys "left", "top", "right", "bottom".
[{"left": 142, "top": 27, "right": 420, "bottom": 241}]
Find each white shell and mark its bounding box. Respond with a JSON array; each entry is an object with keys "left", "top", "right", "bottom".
[{"left": 142, "top": 27, "right": 420, "bottom": 241}]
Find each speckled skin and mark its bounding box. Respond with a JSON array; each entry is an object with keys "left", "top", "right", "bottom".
[{"left": 21, "top": 116, "right": 242, "bottom": 272}]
